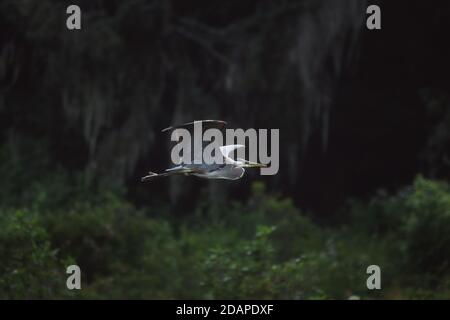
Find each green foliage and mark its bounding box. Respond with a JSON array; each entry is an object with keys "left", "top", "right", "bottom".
[
  {"left": 0, "top": 176, "right": 449, "bottom": 299},
  {"left": 199, "top": 225, "right": 342, "bottom": 300},
  {"left": 0, "top": 209, "right": 69, "bottom": 299},
  {"left": 348, "top": 176, "right": 450, "bottom": 297},
  {"left": 401, "top": 177, "right": 450, "bottom": 275}
]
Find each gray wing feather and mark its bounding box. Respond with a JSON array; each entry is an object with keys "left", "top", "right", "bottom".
[{"left": 161, "top": 120, "right": 227, "bottom": 133}]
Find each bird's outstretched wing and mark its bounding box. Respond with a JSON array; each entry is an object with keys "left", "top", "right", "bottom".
[
  {"left": 161, "top": 120, "right": 227, "bottom": 133},
  {"left": 219, "top": 145, "right": 245, "bottom": 164},
  {"left": 162, "top": 120, "right": 228, "bottom": 165}
]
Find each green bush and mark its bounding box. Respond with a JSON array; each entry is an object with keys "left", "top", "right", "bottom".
[
  {"left": 401, "top": 177, "right": 450, "bottom": 275},
  {"left": 0, "top": 176, "right": 449, "bottom": 299},
  {"left": 0, "top": 209, "right": 69, "bottom": 299},
  {"left": 348, "top": 176, "right": 450, "bottom": 297}
]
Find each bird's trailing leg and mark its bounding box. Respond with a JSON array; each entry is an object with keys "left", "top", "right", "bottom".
[
  {"left": 141, "top": 167, "right": 198, "bottom": 182},
  {"left": 141, "top": 172, "right": 159, "bottom": 182},
  {"left": 141, "top": 171, "right": 179, "bottom": 182}
]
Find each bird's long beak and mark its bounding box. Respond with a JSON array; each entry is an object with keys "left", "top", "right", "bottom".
[{"left": 243, "top": 160, "right": 268, "bottom": 168}]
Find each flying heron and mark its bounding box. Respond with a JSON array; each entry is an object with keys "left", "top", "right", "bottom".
[{"left": 141, "top": 120, "right": 267, "bottom": 182}]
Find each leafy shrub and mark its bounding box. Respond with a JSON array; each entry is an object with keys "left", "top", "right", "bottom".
[
  {"left": 348, "top": 176, "right": 450, "bottom": 295},
  {"left": 0, "top": 176, "right": 449, "bottom": 299},
  {"left": 401, "top": 177, "right": 450, "bottom": 275},
  {"left": 0, "top": 209, "right": 69, "bottom": 299}
]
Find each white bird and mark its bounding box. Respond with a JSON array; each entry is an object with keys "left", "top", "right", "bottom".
[{"left": 141, "top": 120, "right": 266, "bottom": 182}]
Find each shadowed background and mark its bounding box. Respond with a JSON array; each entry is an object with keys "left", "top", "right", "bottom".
[{"left": 0, "top": 0, "right": 449, "bottom": 299}]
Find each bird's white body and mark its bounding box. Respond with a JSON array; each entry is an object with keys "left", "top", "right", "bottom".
[{"left": 192, "top": 165, "right": 245, "bottom": 180}]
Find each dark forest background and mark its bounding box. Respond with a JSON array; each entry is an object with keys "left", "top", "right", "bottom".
[{"left": 0, "top": 0, "right": 449, "bottom": 299}]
